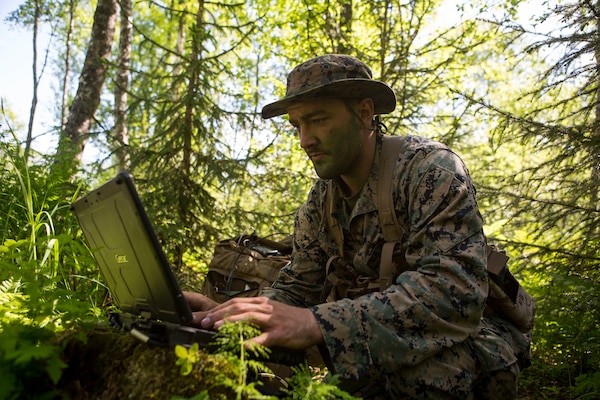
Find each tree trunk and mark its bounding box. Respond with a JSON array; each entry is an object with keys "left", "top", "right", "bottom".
[
  {"left": 182, "top": 0, "right": 205, "bottom": 178},
  {"left": 60, "top": 0, "right": 76, "bottom": 130},
  {"left": 592, "top": 0, "right": 600, "bottom": 204},
  {"left": 54, "top": 0, "right": 118, "bottom": 173},
  {"left": 113, "top": 0, "right": 132, "bottom": 170},
  {"left": 24, "top": 0, "right": 40, "bottom": 159}
]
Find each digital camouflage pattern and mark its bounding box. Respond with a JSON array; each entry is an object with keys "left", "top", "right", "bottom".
[
  {"left": 261, "top": 54, "right": 396, "bottom": 119},
  {"left": 262, "top": 134, "right": 530, "bottom": 397}
]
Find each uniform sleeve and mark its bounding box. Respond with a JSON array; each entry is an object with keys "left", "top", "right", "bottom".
[
  {"left": 310, "top": 149, "right": 489, "bottom": 380},
  {"left": 261, "top": 185, "right": 329, "bottom": 307}
]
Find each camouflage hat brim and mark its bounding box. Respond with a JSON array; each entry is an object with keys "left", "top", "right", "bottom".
[{"left": 261, "top": 79, "right": 396, "bottom": 119}]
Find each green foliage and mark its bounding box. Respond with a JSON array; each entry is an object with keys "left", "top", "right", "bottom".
[
  {"left": 173, "top": 321, "right": 358, "bottom": 400},
  {"left": 0, "top": 128, "right": 104, "bottom": 399},
  {"left": 0, "top": 310, "right": 67, "bottom": 400},
  {"left": 460, "top": 2, "right": 600, "bottom": 398},
  {"left": 283, "top": 364, "right": 359, "bottom": 400},
  {"left": 175, "top": 321, "right": 278, "bottom": 399},
  {"left": 573, "top": 371, "right": 600, "bottom": 399},
  {"left": 176, "top": 342, "right": 202, "bottom": 376}
]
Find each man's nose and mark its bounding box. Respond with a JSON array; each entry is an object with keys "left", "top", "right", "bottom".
[{"left": 299, "top": 126, "right": 317, "bottom": 150}]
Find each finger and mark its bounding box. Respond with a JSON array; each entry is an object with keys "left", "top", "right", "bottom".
[
  {"left": 190, "top": 310, "right": 210, "bottom": 327},
  {"left": 200, "top": 297, "right": 279, "bottom": 330},
  {"left": 212, "top": 310, "right": 261, "bottom": 329},
  {"left": 198, "top": 301, "right": 240, "bottom": 328},
  {"left": 248, "top": 331, "right": 271, "bottom": 348},
  {"left": 205, "top": 304, "right": 271, "bottom": 330},
  {"left": 204, "top": 298, "right": 259, "bottom": 320},
  {"left": 183, "top": 291, "right": 219, "bottom": 312},
  {"left": 183, "top": 291, "right": 206, "bottom": 309}
]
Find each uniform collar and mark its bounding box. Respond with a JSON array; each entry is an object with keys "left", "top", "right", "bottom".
[{"left": 329, "top": 135, "right": 383, "bottom": 227}]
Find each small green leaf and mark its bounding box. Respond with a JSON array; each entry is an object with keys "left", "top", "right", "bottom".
[
  {"left": 174, "top": 344, "right": 188, "bottom": 359},
  {"left": 46, "top": 357, "right": 67, "bottom": 384},
  {"left": 180, "top": 361, "right": 192, "bottom": 376}
]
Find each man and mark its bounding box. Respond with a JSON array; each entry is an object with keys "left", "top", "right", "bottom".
[{"left": 185, "top": 54, "right": 530, "bottom": 399}]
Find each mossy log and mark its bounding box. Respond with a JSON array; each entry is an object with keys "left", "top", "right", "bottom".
[{"left": 56, "top": 326, "right": 225, "bottom": 399}]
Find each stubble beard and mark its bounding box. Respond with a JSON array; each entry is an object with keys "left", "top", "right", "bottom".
[{"left": 311, "top": 117, "right": 363, "bottom": 180}]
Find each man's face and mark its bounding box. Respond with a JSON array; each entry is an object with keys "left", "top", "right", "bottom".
[{"left": 287, "top": 98, "right": 369, "bottom": 181}]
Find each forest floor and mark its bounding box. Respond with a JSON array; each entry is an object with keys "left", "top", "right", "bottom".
[{"left": 54, "top": 327, "right": 211, "bottom": 399}]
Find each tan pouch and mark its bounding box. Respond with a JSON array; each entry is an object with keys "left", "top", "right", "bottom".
[{"left": 485, "top": 246, "right": 536, "bottom": 333}]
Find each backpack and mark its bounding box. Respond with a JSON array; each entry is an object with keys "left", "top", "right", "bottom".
[
  {"left": 201, "top": 233, "right": 292, "bottom": 303},
  {"left": 323, "top": 135, "right": 536, "bottom": 334}
]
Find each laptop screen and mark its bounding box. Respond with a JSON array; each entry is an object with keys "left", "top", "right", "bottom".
[{"left": 71, "top": 172, "right": 193, "bottom": 325}]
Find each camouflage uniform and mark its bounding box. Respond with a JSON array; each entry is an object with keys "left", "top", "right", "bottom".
[{"left": 262, "top": 134, "right": 530, "bottom": 398}]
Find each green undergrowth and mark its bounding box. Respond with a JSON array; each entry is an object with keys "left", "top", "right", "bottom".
[
  {"left": 0, "top": 129, "right": 105, "bottom": 399},
  {"left": 173, "top": 321, "right": 358, "bottom": 400}
]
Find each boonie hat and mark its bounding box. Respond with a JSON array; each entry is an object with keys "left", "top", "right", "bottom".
[{"left": 261, "top": 54, "right": 397, "bottom": 119}]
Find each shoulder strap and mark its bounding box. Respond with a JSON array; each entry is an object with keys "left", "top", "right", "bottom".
[
  {"left": 378, "top": 135, "right": 406, "bottom": 242},
  {"left": 377, "top": 135, "right": 409, "bottom": 290}
]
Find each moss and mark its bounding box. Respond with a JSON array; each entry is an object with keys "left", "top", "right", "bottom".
[{"left": 56, "top": 326, "right": 213, "bottom": 399}]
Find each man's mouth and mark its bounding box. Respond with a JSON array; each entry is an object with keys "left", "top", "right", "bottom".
[
  {"left": 309, "top": 153, "right": 326, "bottom": 162},
  {"left": 307, "top": 150, "right": 326, "bottom": 162}
]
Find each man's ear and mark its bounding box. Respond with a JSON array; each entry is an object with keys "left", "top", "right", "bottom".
[{"left": 358, "top": 98, "right": 375, "bottom": 126}]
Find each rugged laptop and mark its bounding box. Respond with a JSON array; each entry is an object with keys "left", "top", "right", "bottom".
[
  {"left": 71, "top": 172, "right": 303, "bottom": 366},
  {"left": 70, "top": 171, "right": 217, "bottom": 347}
]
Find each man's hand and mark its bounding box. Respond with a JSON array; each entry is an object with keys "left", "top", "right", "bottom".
[
  {"left": 197, "top": 296, "right": 324, "bottom": 350},
  {"left": 183, "top": 291, "right": 220, "bottom": 326}
]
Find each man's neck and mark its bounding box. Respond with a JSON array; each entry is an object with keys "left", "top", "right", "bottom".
[{"left": 339, "top": 131, "right": 377, "bottom": 196}]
